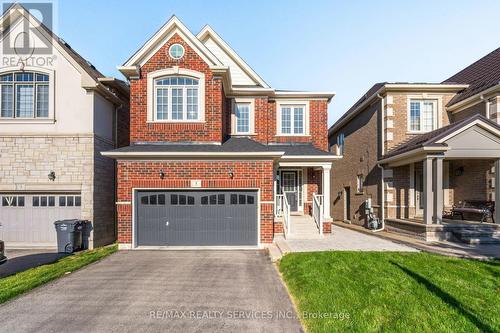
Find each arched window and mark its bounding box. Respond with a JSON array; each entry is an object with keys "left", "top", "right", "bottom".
[
  {"left": 154, "top": 76, "right": 200, "bottom": 121},
  {"left": 0, "top": 71, "right": 50, "bottom": 119}
]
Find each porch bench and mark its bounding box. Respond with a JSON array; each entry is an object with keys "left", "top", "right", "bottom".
[{"left": 451, "top": 200, "right": 495, "bottom": 223}]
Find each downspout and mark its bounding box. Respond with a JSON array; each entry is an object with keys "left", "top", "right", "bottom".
[
  {"left": 480, "top": 95, "right": 490, "bottom": 119},
  {"left": 374, "top": 94, "right": 385, "bottom": 232}
]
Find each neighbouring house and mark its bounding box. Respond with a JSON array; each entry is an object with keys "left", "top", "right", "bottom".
[
  {"left": 329, "top": 47, "right": 500, "bottom": 242},
  {"left": 0, "top": 5, "right": 129, "bottom": 248},
  {"left": 103, "top": 16, "right": 337, "bottom": 249}
]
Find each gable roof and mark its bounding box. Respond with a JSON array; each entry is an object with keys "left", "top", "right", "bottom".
[
  {"left": 0, "top": 4, "right": 128, "bottom": 104},
  {"left": 443, "top": 47, "right": 500, "bottom": 106},
  {"left": 120, "top": 15, "right": 224, "bottom": 75},
  {"left": 381, "top": 114, "right": 500, "bottom": 160},
  {"left": 197, "top": 25, "right": 269, "bottom": 88}
]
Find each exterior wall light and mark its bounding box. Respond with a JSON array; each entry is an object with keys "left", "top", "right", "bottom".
[
  {"left": 228, "top": 168, "right": 234, "bottom": 179},
  {"left": 159, "top": 169, "right": 165, "bottom": 179},
  {"left": 48, "top": 171, "right": 56, "bottom": 181}
]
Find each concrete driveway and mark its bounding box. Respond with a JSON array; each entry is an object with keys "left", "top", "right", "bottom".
[{"left": 0, "top": 250, "right": 302, "bottom": 332}]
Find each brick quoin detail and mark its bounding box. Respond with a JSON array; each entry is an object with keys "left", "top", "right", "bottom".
[{"left": 116, "top": 160, "right": 275, "bottom": 244}]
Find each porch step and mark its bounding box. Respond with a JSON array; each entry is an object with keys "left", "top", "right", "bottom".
[
  {"left": 452, "top": 226, "right": 500, "bottom": 244},
  {"left": 285, "top": 215, "right": 323, "bottom": 240}
]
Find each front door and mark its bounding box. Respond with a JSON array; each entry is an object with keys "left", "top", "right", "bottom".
[{"left": 282, "top": 171, "right": 298, "bottom": 212}]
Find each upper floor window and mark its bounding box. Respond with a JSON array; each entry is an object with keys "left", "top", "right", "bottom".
[
  {"left": 278, "top": 104, "right": 307, "bottom": 135},
  {"left": 337, "top": 133, "right": 345, "bottom": 155},
  {"left": 408, "top": 99, "right": 437, "bottom": 132},
  {"left": 232, "top": 98, "right": 254, "bottom": 135},
  {"left": 0, "top": 72, "right": 49, "bottom": 119},
  {"left": 154, "top": 76, "right": 200, "bottom": 121}
]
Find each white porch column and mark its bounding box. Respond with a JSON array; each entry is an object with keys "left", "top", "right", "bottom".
[
  {"left": 495, "top": 159, "right": 500, "bottom": 223},
  {"left": 433, "top": 157, "right": 444, "bottom": 224},
  {"left": 423, "top": 157, "right": 434, "bottom": 224},
  {"left": 322, "top": 165, "right": 332, "bottom": 220}
]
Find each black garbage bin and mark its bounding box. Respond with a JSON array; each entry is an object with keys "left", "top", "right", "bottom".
[{"left": 54, "top": 219, "right": 84, "bottom": 253}]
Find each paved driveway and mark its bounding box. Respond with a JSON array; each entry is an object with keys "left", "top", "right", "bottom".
[{"left": 0, "top": 250, "right": 302, "bottom": 333}]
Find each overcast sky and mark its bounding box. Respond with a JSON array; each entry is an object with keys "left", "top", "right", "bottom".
[{"left": 35, "top": 0, "right": 500, "bottom": 126}]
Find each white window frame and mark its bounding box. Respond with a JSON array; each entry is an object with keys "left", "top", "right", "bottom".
[
  {"left": 231, "top": 98, "right": 255, "bottom": 135},
  {"left": 407, "top": 98, "right": 439, "bottom": 133},
  {"left": 147, "top": 67, "right": 205, "bottom": 123},
  {"left": 276, "top": 100, "right": 309, "bottom": 136},
  {"left": 337, "top": 133, "right": 345, "bottom": 155},
  {"left": 356, "top": 174, "right": 364, "bottom": 194},
  {"left": 0, "top": 67, "right": 55, "bottom": 123}
]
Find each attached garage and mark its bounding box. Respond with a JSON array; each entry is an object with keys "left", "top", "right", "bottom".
[
  {"left": 0, "top": 194, "right": 82, "bottom": 247},
  {"left": 136, "top": 190, "right": 258, "bottom": 246}
]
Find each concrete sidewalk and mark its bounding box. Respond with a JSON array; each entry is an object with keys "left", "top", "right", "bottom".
[{"left": 268, "top": 225, "right": 418, "bottom": 261}]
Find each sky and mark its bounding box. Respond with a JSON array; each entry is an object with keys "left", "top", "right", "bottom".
[{"left": 38, "top": 0, "right": 500, "bottom": 125}]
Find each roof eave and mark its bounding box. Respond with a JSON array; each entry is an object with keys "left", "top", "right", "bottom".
[
  {"left": 447, "top": 83, "right": 500, "bottom": 112},
  {"left": 101, "top": 151, "right": 285, "bottom": 159}
]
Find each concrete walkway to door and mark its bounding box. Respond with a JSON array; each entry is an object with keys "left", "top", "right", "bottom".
[{"left": 0, "top": 250, "right": 302, "bottom": 332}]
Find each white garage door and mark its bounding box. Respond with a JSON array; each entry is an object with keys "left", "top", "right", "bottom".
[{"left": 0, "top": 194, "right": 82, "bottom": 247}]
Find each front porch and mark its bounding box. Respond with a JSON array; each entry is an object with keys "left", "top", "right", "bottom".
[
  {"left": 379, "top": 115, "right": 500, "bottom": 243},
  {"left": 273, "top": 162, "right": 333, "bottom": 239}
]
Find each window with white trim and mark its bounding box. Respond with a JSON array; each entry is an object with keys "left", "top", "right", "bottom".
[
  {"left": 154, "top": 76, "right": 200, "bottom": 121},
  {"left": 356, "top": 174, "right": 364, "bottom": 193},
  {"left": 280, "top": 105, "right": 305, "bottom": 135},
  {"left": 235, "top": 102, "right": 250, "bottom": 133},
  {"left": 337, "top": 133, "right": 345, "bottom": 155},
  {"left": 409, "top": 99, "right": 437, "bottom": 132},
  {"left": 0, "top": 72, "right": 49, "bottom": 119}
]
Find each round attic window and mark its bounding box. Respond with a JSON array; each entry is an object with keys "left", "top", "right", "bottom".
[{"left": 168, "top": 44, "right": 185, "bottom": 59}]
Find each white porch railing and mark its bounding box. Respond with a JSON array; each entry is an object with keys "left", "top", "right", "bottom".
[
  {"left": 275, "top": 194, "right": 291, "bottom": 236},
  {"left": 313, "top": 193, "right": 324, "bottom": 235}
]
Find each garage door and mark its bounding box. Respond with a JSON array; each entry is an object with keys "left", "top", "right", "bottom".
[
  {"left": 0, "top": 194, "right": 82, "bottom": 247},
  {"left": 136, "top": 190, "right": 258, "bottom": 246}
]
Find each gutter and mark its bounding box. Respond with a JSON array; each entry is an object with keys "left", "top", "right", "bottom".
[
  {"left": 447, "top": 83, "right": 500, "bottom": 112},
  {"left": 101, "top": 151, "right": 286, "bottom": 159}
]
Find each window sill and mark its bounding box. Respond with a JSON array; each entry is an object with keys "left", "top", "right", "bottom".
[
  {"left": 231, "top": 133, "right": 257, "bottom": 136},
  {"left": 406, "top": 130, "right": 433, "bottom": 135},
  {"left": 355, "top": 191, "right": 365, "bottom": 196},
  {"left": 147, "top": 120, "right": 206, "bottom": 124},
  {"left": 0, "top": 118, "right": 55, "bottom": 124},
  {"left": 275, "top": 134, "right": 311, "bottom": 137}
]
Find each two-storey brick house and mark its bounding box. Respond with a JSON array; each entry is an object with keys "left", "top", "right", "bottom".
[
  {"left": 329, "top": 47, "right": 500, "bottom": 242},
  {"left": 103, "top": 16, "right": 338, "bottom": 249},
  {"left": 0, "top": 4, "right": 129, "bottom": 248}
]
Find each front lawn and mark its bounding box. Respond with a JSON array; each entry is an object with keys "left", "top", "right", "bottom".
[
  {"left": 279, "top": 252, "right": 500, "bottom": 333},
  {"left": 0, "top": 244, "right": 117, "bottom": 304}
]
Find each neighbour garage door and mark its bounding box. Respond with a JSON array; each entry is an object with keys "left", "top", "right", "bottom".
[
  {"left": 0, "top": 194, "right": 82, "bottom": 247},
  {"left": 137, "top": 190, "right": 258, "bottom": 246}
]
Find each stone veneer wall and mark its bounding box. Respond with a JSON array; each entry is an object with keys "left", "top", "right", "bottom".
[{"left": 0, "top": 135, "right": 116, "bottom": 248}]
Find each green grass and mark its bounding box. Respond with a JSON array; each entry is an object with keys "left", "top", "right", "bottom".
[
  {"left": 0, "top": 244, "right": 117, "bottom": 304},
  {"left": 279, "top": 252, "right": 500, "bottom": 333}
]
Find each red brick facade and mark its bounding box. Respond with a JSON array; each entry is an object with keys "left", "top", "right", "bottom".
[
  {"left": 116, "top": 160, "right": 275, "bottom": 244},
  {"left": 115, "top": 29, "right": 331, "bottom": 246}
]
